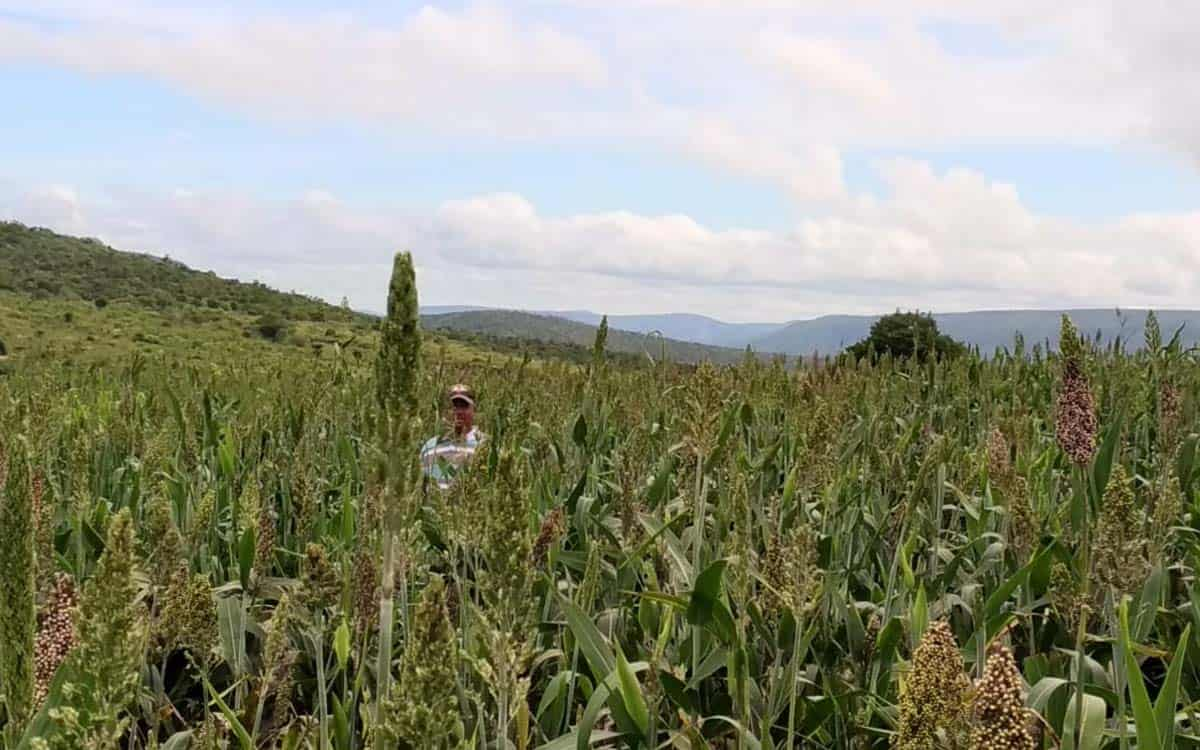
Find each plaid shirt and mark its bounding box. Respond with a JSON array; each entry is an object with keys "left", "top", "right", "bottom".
[{"left": 420, "top": 427, "right": 483, "bottom": 490}]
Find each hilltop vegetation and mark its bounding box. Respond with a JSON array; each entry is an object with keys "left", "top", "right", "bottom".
[
  {"left": 0, "top": 221, "right": 357, "bottom": 323},
  {"left": 422, "top": 308, "right": 784, "bottom": 365}
]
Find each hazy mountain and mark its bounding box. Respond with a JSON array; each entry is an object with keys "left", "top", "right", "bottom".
[
  {"left": 542, "top": 311, "right": 784, "bottom": 348},
  {"left": 417, "top": 306, "right": 783, "bottom": 347},
  {"left": 750, "top": 309, "right": 1200, "bottom": 355},
  {"left": 420, "top": 310, "right": 784, "bottom": 365},
  {"left": 419, "top": 304, "right": 1200, "bottom": 357}
]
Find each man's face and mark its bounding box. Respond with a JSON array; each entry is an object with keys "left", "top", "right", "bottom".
[{"left": 450, "top": 397, "right": 474, "bottom": 431}]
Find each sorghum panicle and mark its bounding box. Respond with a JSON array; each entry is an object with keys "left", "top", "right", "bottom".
[
  {"left": 34, "top": 573, "right": 77, "bottom": 708},
  {"left": 0, "top": 435, "right": 36, "bottom": 723},
  {"left": 987, "top": 428, "right": 1011, "bottom": 481},
  {"left": 970, "top": 645, "right": 1034, "bottom": 750},
  {"left": 1093, "top": 465, "right": 1149, "bottom": 596},
  {"left": 530, "top": 507, "right": 566, "bottom": 568},
  {"left": 156, "top": 570, "right": 218, "bottom": 661},
  {"left": 352, "top": 547, "right": 380, "bottom": 642},
  {"left": 380, "top": 577, "right": 466, "bottom": 749},
  {"left": 1055, "top": 318, "right": 1097, "bottom": 466},
  {"left": 893, "top": 620, "right": 969, "bottom": 750},
  {"left": 301, "top": 543, "right": 340, "bottom": 612},
  {"left": 761, "top": 521, "right": 822, "bottom": 619},
  {"left": 254, "top": 487, "right": 278, "bottom": 581}
]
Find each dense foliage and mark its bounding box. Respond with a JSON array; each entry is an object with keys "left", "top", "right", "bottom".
[
  {"left": 847, "top": 310, "right": 966, "bottom": 361},
  {"left": 0, "top": 250, "right": 1198, "bottom": 750},
  {"left": 0, "top": 222, "right": 359, "bottom": 324}
]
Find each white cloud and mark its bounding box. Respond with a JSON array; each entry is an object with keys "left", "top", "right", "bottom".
[
  {"left": 0, "top": 2, "right": 607, "bottom": 128},
  {"left": 6, "top": 159, "right": 1197, "bottom": 321},
  {"left": 2, "top": 1, "right": 1198, "bottom": 323},
  {"left": 2, "top": 0, "right": 1198, "bottom": 189}
]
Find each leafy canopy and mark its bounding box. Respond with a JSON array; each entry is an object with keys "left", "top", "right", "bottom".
[{"left": 846, "top": 310, "right": 964, "bottom": 361}]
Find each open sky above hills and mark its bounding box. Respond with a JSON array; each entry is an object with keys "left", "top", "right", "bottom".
[{"left": 2, "top": 1, "right": 1199, "bottom": 321}]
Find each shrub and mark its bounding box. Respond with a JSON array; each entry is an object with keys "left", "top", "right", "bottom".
[
  {"left": 255, "top": 313, "right": 289, "bottom": 342},
  {"left": 94, "top": 298, "right": 108, "bottom": 309},
  {"left": 0, "top": 337, "right": 7, "bottom": 356},
  {"left": 846, "top": 311, "right": 964, "bottom": 362}
]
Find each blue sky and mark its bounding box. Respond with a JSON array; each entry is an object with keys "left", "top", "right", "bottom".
[{"left": 2, "top": 1, "right": 1199, "bottom": 321}]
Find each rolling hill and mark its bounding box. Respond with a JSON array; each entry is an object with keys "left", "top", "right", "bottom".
[
  {"left": 420, "top": 309, "right": 778, "bottom": 365},
  {"left": 0, "top": 221, "right": 752, "bottom": 368},
  {"left": 751, "top": 309, "right": 1200, "bottom": 355},
  {"left": 428, "top": 305, "right": 1200, "bottom": 357}
]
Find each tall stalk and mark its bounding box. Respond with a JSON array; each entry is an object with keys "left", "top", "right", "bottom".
[{"left": 372, "top": 251, "right": 422, "bottom": 748}]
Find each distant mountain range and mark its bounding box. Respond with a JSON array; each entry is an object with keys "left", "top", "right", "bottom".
[
  {"left": 419, "top": 309, "right": 777, "bottom": 365},
  {"left": 419, "top": 305, "right": 1200, "bottom": 356}
]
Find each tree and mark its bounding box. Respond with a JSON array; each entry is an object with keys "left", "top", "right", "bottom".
[
  {"left": 255, "top": 312, "right": 289, "bottom": 342},
  {"left": 846, "top": 310, "right": 963, "bottom": 362}
]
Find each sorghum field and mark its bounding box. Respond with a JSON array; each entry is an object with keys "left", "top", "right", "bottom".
[{"left": 2, "top": 254, "right": 1198, "bottom": 749}]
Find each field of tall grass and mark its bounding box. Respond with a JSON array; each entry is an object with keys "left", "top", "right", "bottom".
[{"left": 1, "top": 253, "right": 1197, "bottom": 749}]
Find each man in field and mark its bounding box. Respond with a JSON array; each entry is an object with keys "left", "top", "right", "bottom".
[{"left": 420, "top": 383, "right": 484, "bottom": 490}]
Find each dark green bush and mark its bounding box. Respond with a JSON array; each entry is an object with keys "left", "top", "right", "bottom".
[
  {"left": 254, "top": 312, "right": 289, "bottom": 342},
  {"left": 846, "top": 310, "right": 964, "bottom": 362}
]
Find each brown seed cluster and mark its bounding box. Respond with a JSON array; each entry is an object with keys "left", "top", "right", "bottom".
[
  {"left": 531, "top": 507, "right": 566, "bottom": 568},
  {"left": 970, "top": 645, "right": 1034, "bottom": 750},
  {"left": 34, "top": 573, "right": 77, "bottom": 707},
  {"left": 352, "top": 547, "right": 379, "bottom": 641},
  {"left": 1055, "top": 359, "right": 1097, "bottom": 466},
  {"left": 254, "top": 498, "right": 277, "bottom": 580},
  {"left": 1160, "top": 381, "right": 1182, "bottom": 449},
  {"left": 987, "top": 428, "right": 1011, "bottom": 480},
  {"left": 301, "top": 543, "right": 340, "bottom": 611}
]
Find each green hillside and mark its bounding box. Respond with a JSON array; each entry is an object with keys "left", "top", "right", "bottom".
[
  {"left": 0, "top": 221, "right": 358, "bottom": 323},
  {"left": 421, "top": 309, "right": 787, "bottom": 365},
  {"left": 0, "top": 222, "right": 701, "bottom": 371}
]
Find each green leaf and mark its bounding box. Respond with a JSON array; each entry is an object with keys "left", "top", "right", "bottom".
[
  {"left": 910, "top": 585, "right": 928, "bottom": 652},
  {"left": 238, "top": 525, "right": 255, "bottom": 590},
  {"left": 687, "top": 559, "right": 728, "bottom": 627},
  {"left": 645, "top": 454, "right": 676, "bottom": 510},
  {"left": 561, "top": 595, "right": 615, "bottom": 677},
  {"left": 659, "top": 671, "right": 697, "bottom": 714},
  {"left": 331, "top": 694, "right": 351, "bottom": 750},
  {"left": 872, "top": 616, "right": 904, "bottom": 672},
  {"left": 201, "top": 674, "right": 254, "bottom": 750},
  {"left": 536, "top": 672, "right": 572, "bottom": 735},
  {"left": 534, "top": 729, "right": 620, "bottom": 750},
  {"left": 615, "top": 649, "right": 650, "bottom": 740},
  {"left": 1062, "top": 691, "right": 1106, "bottom": 750},
  {"left": 1026, "top": 677, "right": 1071, "bottom": 713},
  {"left": 572, "top": 413, "right": 588, "bottom": 447},
  {"left": 984, "top": 545, "right": 1050, "bottom": 620},
  {"left": 333, "top": 619, "right": 351, "bottom": 672},
  {"left": 845, "top": 602, "right": 866, "bottom": 656},
  {"left": 1120, "top": 599, "right": 1162, "bottom": 750},
  {"left": 687, "top": 646, "right": 729, "bottom": 690},
  {"left": 1091, "top": 407, "right": 1124, "bottom": 501},
  {"left": 627, "top": 590, "right": 689, "bottom": 611},
  {"left": 701, "top": 715, "right": 761, "bottom": 750},
  {"left": 1154, "top": 624, "right": 1191, "bottom": 747},
  {"left": 571, "top": 662, "right": 649, "bottom": 750},
  {"left": 161, "top": 731, "right": 195, "bottom": 750},
  {"left": 218, "top": 594, "right": 249, "bottom": 677}
]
